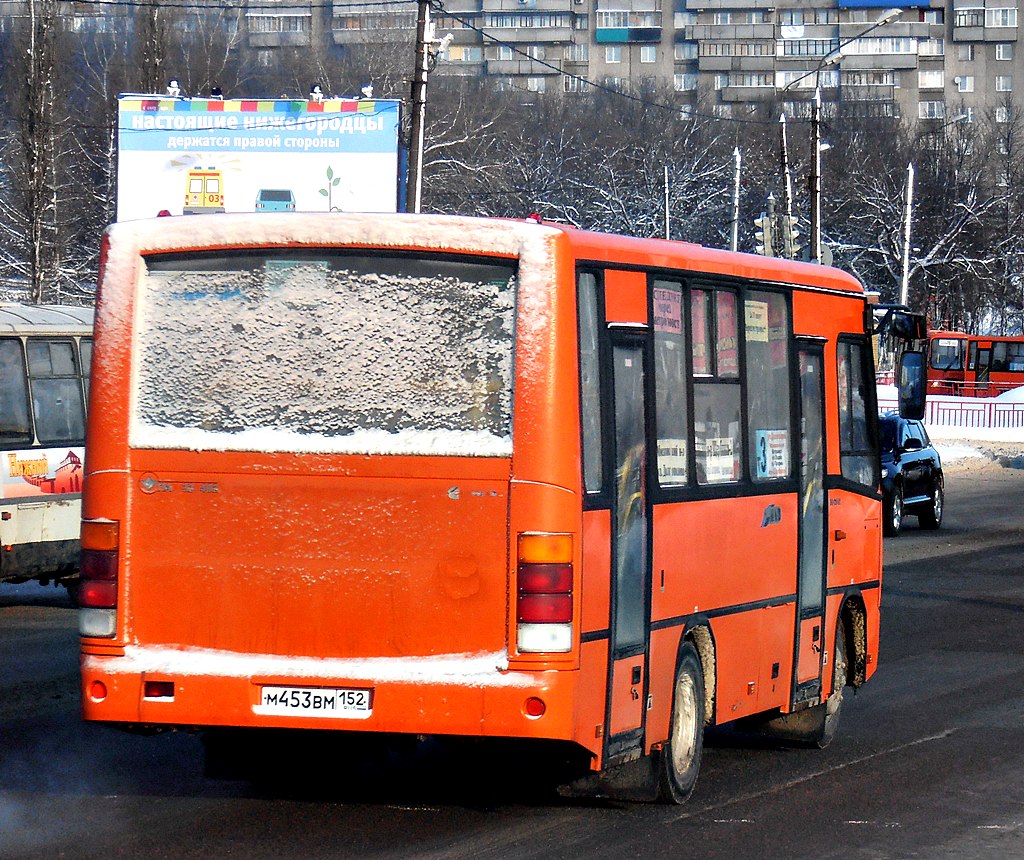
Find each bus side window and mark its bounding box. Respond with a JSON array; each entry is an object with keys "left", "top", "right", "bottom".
[
  {"left": 745, "top": 292, "right": 791, "bottom": 481},
  {"left": 837, "top": 339, "right": 876, "bottom": 486},
  {"left": 80, "top": 338, "right": 93, "bottom": 401},
  {"left": 27, "top": 339, "right": 86, "bottom": 445},
  {"left": 653, "top": 280, "right": 688, "bottom": 487},
  {"left": 693, "top": 288, "right": 743, "bottom": 485},
  {"left": 0, "top": 338, "right": 32, "bottom": 445},
  {"left": 578, "top": 272, "right": 604, "bottom": 494}
]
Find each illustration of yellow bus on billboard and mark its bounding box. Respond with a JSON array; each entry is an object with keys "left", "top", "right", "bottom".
[{"left": 183, "top": 168, "right": 225, "bottom": 214}]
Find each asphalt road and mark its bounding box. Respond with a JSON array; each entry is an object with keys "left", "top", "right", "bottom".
[{"left": 2, "top": 461, "right": 1023, "bottom": 859}]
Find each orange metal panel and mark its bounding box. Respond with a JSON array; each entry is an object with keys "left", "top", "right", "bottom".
[
  {"left": 609, "top": 657, "right": 644, "bottom": 735},
  {"left": 581, "top": 509, "right": 611, "bottom": 635},
  {"left": 604, "top": 269, "right": 648, "bottom": 325}
]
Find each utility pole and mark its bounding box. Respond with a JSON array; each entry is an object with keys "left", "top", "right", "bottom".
[
  {"left": 407, "top": 0, "right": 432, "bottom": 214},
  {"left": 730, "top": 147, "right": 741, "bottom": 252},
  {"left": 779, "top": 114, "right": 795, "bottom": 258},
  {"left": 900, "top": 162, "right": 915, "bottom": 307},
  {"left": 810, "top": 89, "right": 822, "bottom": 264},
  {"left": 664, "top": 164, "right": 671, "bottom": 240}
]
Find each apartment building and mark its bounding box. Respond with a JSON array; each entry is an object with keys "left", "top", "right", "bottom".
[{"left": 328, "top": 0, "right": 1019, "bottom": 124}]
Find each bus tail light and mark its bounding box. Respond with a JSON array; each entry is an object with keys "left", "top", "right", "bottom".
[
  {"left": 516, "top": 533, "right": 573, "bottom": 654},
  {"left": 79, "top": 520, "right": 119, "bottom": 638}
]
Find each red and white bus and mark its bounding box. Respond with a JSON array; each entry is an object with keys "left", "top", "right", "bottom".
[
  {"left": 79, "top": 213, "right": 921, "bottom": 801},
  {"left": 0, "top": 303, "right": 92, "bottom": 598},
  {"left": 928, "top": 330, "right": 1024, "bottom": 397}
]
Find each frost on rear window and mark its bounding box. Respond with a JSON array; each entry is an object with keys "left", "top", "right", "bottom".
[{"left": 133, "top": 250, "right": 516, "bottom": 456}]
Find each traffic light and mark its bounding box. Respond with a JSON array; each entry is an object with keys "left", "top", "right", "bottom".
[
  {"left": 754, "top": 213, "right": 775, "bottom": 256},
  {"left": 780, "top": 215, "right": 801, "bottom": 260}
]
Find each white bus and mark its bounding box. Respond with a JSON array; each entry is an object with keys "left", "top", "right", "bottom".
[{"left": 0, "top": 304, "right": 93, "bottom": 598}]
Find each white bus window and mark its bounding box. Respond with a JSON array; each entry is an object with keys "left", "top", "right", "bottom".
[
  {"left": 27, "top": 339, "right": 86, "bottom": 445},
  {"left": 0, "top": 339, "right": 32, "bottom": 445}
]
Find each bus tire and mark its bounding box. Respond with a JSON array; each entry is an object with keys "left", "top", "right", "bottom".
[
  {"left": 884, "top": 484, "right": 904, "bottom": 537},
  {"left": 658, "top": 642, "right": 705, "bottom": 804},
  {"left": 918, "top": 482, "right": 943, "bottom": 530},
  {"left": 817, "top": 620, "right": 849, "bottom": 750}
]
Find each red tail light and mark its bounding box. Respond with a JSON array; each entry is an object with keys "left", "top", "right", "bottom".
[{"left": 516, "top": 534, "right": 574, "bottom": 653}]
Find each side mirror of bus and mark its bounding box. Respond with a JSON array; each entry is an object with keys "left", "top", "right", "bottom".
[{"left": 897, "top": 350, "right": 926, "bottom": 421}]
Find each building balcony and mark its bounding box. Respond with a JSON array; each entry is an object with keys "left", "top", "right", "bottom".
[
  {"left": 594, "top": 26, "right": 662, "bottom": 42},
  {"left": 718, "top": 85, "right": 775, "bottom": 102},
  {"left": 248, "top": 31, "right": 312, "bottom": 48},
  {"left": 485, "top": 26, "right": 573, "bottom": 42},
  {"left": 487, "top": 58, "right": 562, "bottom": 74},
  {"left": 481, "top": 0, "right": 576, "bottom": 9}
]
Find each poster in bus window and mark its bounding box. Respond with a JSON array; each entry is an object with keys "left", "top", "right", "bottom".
[
  {"left": 2, "top": 448, "right": 84, "bottom": 498},
  {"left": 656, "top": 438, "right": 688, "bottom": 484},
  {"left": 744, "top": 300, "right": 769, "bottom": 344},
  {"left": 653, "top": 287, "right": 682, "bottom": 335},
  {"left": 716, "top": 293, "right": 738, "bottom": 377},
  {"left": 691, "top": 291, "right": 709, "bottom": 375},
  {"left": 704, "top": 437, "right": 735, "bottom": 483},
  {"left": 755, "top": 429, "right": 789, "bottom": 479},
  {"left": 116, "top": 96, "right": 402, "bottom": 221}
]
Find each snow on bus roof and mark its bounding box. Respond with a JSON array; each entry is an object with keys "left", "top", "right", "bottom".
[{"left": 0, "top": 303, "right": 93, "bottom": 332}]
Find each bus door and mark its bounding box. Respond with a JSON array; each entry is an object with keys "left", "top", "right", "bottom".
[
  {"left": 605, "top": 336, "right": 650, "bottom": 763},
  {"left": 793, "top": 342, "right": 828, "bottom": 705},
  {"left": 975, "top": 342, "right": 992, "bottom": 385}
]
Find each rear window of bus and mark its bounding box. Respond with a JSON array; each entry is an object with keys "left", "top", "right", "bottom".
[{"left": 132, "top": 251, "right": 517, "bottom": 456}]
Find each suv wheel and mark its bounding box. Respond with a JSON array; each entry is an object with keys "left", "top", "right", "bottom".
[
  {"left": 919, "top": 482, "right": 944, "bottom": 530},
  {"left": 884, "top": 485, "right": 904, "bottom": 537}
]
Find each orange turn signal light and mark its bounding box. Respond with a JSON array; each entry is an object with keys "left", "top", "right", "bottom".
[
  {"left": 81, "top": 520, "right": 119, "bottom": 552},
  {"left": 518, "top": 533, "right": 572, "bottom": 565}
]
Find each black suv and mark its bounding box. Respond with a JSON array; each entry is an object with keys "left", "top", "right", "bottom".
[{"left": 879, "top": 413, "right": 944, "bottom": 536}]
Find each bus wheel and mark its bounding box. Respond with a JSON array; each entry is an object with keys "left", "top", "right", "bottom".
[
  {"left": 919, "top": 483, "right": 944, "bottom": 530},
  {"left": 658, "top": 642, "right": 705, "bottom": 804},
  {"left": 817, "top": 622, "right": 849, "bottom": 750},
  {"left": 884, "top": 485, "right": 904, "bottom": 537}
]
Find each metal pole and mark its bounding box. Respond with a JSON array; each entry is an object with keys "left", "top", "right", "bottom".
[
  {"left": 900, "top": 162, "right": 915, "bottom": 307},
  {"left": 731, "top": 147, "right": 741, "bottom": 252},
  {"left": 664, "top": 164, "right": 670, "bottom": 240},
  {"left": 810, "top": 89, "right": 822, "bottom": 263},
  {"left": 779, "top": 114, "right": 794, "bottom": 250},
  {"left": 407, "top": 0, "right": 431, "bottom": 214}
]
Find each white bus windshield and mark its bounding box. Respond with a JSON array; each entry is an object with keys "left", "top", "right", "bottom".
[{"left": 133, "top": 251, "right": 517, "bottom": 456}]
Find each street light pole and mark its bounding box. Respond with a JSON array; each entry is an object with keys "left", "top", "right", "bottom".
[
  {"left": 810, "top": 89, "right": 822, "bottom": 263},
  {"left": 900, "top": 162, "right": 915, "bottom": 307},
  {"left": 407, "top": 0, "right": 432, "bottom": 214}
]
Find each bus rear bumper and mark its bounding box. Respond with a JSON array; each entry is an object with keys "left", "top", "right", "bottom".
[{"left": 80, "top": 646, "right": 580, "bottom": 745}]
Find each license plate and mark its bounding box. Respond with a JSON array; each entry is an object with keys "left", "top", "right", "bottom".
[{"left": 255, "top": 685, "right": 373, "bottom": 719}]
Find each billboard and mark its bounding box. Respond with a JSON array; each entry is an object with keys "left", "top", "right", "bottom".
[{"left": 116, "top": 96, "right": 403, "bottom": 221}]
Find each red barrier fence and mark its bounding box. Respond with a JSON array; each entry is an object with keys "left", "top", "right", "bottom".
[{"left": 877, "top": 397, "right": 1024, "bottom": 429}]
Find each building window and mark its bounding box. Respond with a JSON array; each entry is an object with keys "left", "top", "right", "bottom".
[
  {"left": 814, "top": 9, "right": 838, "bottom": 24},
  {"left": 986, "top": 8, "right": 1018, "bottom": 27},
  {"left": 564, "top": 43, "right": 588, "bottom": 61},
  {"left": 954, "top": 8, "right": 985, "bottom": 27},
  {"left": 918, "top": 100, "right": 945, "bottom": 119},
  {"left": 997, "top": 75, "right": 1013, "bottom": 92},
  {"left": 714, "top": 74, "right": 728, "bottom": 90},
  {"left": 958, "top": 75, "right": 975, "bottom": 92},
  {"left": 496, "top": 45, "right": 514, "bottom": 61},
  {"left": 918, "top": 38, "right": 944, "bottom": 56},
  {"left": 564, "top": 75, "right": 590, "bottom": 93},
  {"left": 997, "top": 43, "right": 1014, "bottom": 60},
  {"left": 958, "top": 44, "right": 975, "bottom": 61},
  {"left": 574, "top": 14, "right": 589, "bottom": 30},
  {"left": 918, "top": 70, "right": 944, "bottom": 89},
  {"left": 674, "top": 12, "right": 697, "bottom": 26},
  {"left": 920, "top": 9, "right": 943, "bottom": 23},
  {"left": 996, "top": 106, "right": 1010, "bottom": 122},
  {"left": 641, "top": 45, "right": 657, "bottom": 63},
  {"left": 780, "top": 9, "right": 804, "bottom": 25},
  {"left": 448, "top": 45, "right": 483, "bottom": 62},
  {"left": 675, "top": 41, "right": 697, "bottom": 60},
  {"left": 606, "top": 46, "right": 622, "bottom": 63},
  {"left": 712, "top": 12, "right": 733, "bottom": 24},
  {"left": 247, "top": 13, "right": 310, "bottom": 33},
  {"left": 526, "top": 77, "right": 546, "bottom": 93},
  {"left": 674, "top": 72, "right": 698, "bottom": 91},
  {"left": 525, "top": 45, "right": 545, "bottom": 60}
]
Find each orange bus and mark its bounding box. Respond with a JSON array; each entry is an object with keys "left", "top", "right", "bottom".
[
  {"left": 928, "top": 330, "right": 1024, "bottom": 397},
  {"left": 79, "top": 213, "right": 921, "bottom": 801}
]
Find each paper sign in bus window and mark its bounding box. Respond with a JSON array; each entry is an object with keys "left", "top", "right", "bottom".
[
  {"left": 656, "top": 438, "right": 688, "bottom": 484},
  {"left": 653, "top": 287, "right": 682, "bottom": 335},
  {"left": 755, "top": 429, "right": 789, "bottom": 479}
]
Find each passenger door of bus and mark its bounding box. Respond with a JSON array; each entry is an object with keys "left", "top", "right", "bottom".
[
  {"left": 605, "top": 336, "right": 650, "bottom": 764},
  {"left": 794, "top": 342, "right": 827, "bottom": 704},
  {"left": 975, "top": 344, "right": 992, "bottom": 385}
]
